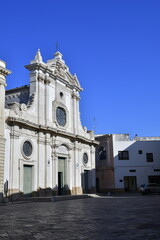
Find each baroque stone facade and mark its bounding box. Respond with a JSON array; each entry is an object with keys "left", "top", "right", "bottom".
[{"left": 0, "top": 50, "right": 98, "bottom": 198}]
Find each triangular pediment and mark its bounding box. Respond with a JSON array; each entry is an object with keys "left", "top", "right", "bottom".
[{"left": 46, "top": 51, "right": 81, "bottom": 89}]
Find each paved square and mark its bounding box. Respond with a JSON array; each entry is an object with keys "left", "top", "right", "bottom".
[{"left": 0, "top": 195, "right": 159, "bottom": 239}]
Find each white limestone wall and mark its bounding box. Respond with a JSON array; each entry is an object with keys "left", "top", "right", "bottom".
[
  {"left": 4, "top": 51, "right": 97, "bottom": 196},
  {"left": 66, "top": 92, "right": 72, "bottom": 132},
  {"left": 112, "top": 135, "right": 160, "bottom": 189},
  {"left": 48, "top": 83, "right": 55, "bottom": 123},
  {"left": 80, "top": 143, "right": 96, "bottom": 190},
  {"left": 4, "top": 129, "right": 10, "bottom": 184}
]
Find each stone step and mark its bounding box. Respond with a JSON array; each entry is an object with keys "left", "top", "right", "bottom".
[
  {"left": 52, "top": 194, "right": 93, "bottom": 202},
  {"left": 11, "top": 194, "right": 94, "bottom": 203}
]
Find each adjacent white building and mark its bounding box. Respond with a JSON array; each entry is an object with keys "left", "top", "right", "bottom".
[
  {"left": 0, "top": 50, "right": 98, "bottom": 199},
  {"left": 96, "top": 134, "right": 160, "bottom": 193}
]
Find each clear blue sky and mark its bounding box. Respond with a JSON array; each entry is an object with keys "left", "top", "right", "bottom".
[{"left": 1, "top": 0, "right": 160, "bottom": 137}]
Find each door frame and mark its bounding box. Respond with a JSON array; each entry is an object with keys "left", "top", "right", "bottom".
[
  {"left": 19, "top": 159, "right": 35, "bottom": 194},
  {"left": 23, "top": 165, "right": 33, "bottom": 196},
  {"left": 58, "top": 156, "right": 67, "bottom": 195},
  {"left": 124, "top": 176, "right": 137, "bottom": 192}
]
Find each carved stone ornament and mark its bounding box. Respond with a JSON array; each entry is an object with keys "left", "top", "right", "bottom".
[
  {"left": 20, "top": 103, "right": 27, "bottom": 111},
  {"left": 10, "top": 103, "right": 20, "bottom": 115}
]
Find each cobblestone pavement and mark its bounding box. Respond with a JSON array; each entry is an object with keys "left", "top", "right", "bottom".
[{"left": 0, "top": 194, "right": 160, "bottom": 240}]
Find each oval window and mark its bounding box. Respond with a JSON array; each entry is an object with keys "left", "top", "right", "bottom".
[
  {"left": 83, "top": 153, "right": 88, "bottom": 165},
  {"left": 23, "top": 141, "right": 33, "bottom": 157},
  {"left": 56, "top": 107, "right": 66, "bottom": 127}
]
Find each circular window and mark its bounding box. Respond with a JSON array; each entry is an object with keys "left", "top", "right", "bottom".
[
  {"left": 56, "top": 107, "right": 66, "bottom": 127},
  {"left": 83, "top": 153, "right": 88, "bottom": 165},
  {"left": 23, "top": 141, "right": 33, "bottom": 157}
]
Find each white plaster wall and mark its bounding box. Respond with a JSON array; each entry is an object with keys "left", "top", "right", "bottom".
[{"left": 113, "top": 135, "right": 160, "bottom": 189}]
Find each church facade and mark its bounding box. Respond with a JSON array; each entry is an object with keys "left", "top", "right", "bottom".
[{"left": 0, "top": 50, "right": 97, "bottom": 198}]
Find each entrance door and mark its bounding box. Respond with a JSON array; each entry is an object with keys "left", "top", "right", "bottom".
[
  {"left": 23, "top": 165, "right": 32, "bottom": 196},
  {"left": 83, "top": 170, "right": 89, "bottom": 193},
  {"left": 58, "top": 172, "right": 63, "bottom": 195},
  {"left": 58, "top": 157, "right": 65, "bottom": 195},
  {"left": 96, "top": 178, "right": 100, "bottom": 193},
  {"left": 124, "top": 176, "right": 137, "bottom": 192}
]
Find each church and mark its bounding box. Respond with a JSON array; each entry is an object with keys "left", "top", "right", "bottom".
[{"left": 0, "top": 50, "right": 98, "bottom": 199}]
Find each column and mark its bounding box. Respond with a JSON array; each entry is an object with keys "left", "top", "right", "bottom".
[{"left": 0, "top": 60, "right": 11, "bottom": 196}]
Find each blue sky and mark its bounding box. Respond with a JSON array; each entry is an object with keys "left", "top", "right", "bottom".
[{"left": 1, "top": 0, "right": 160, "bottom": 137}]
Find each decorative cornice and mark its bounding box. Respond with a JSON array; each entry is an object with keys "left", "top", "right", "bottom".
[
  {"left": 0, "top": 66, "right": 11, "bottom": 77},
  {"left": 6, "top": 117, "right": 98, "bottom": 146}
]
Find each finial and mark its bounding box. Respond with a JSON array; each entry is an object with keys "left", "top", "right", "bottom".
[
  {"left": 74, "top": 73, "right": 77, "bottom": 78},
  {"left": 54, "top": 51, "right": 63, "bottom": 60},
  {"left": 34, "top": 49, "right": 42, "bottom": 62}
]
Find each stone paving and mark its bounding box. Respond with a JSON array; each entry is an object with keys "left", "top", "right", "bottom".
[{"left": 0, "top": 194, "right": 160, "bottom": 239}]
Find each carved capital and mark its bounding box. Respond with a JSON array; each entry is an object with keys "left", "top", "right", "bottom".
[{"left": 72, "top": 89, "right": 80, "bottom": 100}]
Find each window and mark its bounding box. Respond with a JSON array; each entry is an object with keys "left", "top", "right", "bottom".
[
  {"left": 138, "top": 150, "right": 142, "bottom": 154},
  {"left": 146, "top": 153, "right": 153, "bottom": 162},
  {"left": 98, "top": 146, "right": 106, "bottom": 160},
  {"left": 129, "top": 169, "right": 136, "bottom": 172},
  {"left": 56, "top": 107, "right": 66, "bottom": 126},
  {"left": 83, "top": 153, "right": 88, "bottom": 165},
  {"left": 22, "top": 141, "right": 33, "bottom": 158},
  {"left": 118, "top": 151, "right": 129, "bottom": 160}
]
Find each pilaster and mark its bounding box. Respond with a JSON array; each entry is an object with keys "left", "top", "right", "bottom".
[
  {"left": 72, "top": 141, "right": 82, "bottom": 194},
  {"left": 9, "top": 126, "right": 20, "bottom": 195},
  {"left": 37, "top": 131, "right": 45, "bottom": 188},
  {"left": 45, "top": 133, "right": 51, "bottom": 188},
  {"left": 51, "top": 136, "right": 58, "bottom": 193},
  {"left": 0, "top": 60, "right": 11, "bottom": 195},
  {"left": 72, "top": 89, "right": 80, "bottom": 135},
  {"left": 90, "top": 145, "right": 96, "bottom": 192}
]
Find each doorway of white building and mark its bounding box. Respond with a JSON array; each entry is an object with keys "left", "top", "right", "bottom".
[
  {"left": 58, "top": 157, "right": 66, "bottom": 195},
  {"left": 124, "top": 176, "right": 137, "bottom": 192},
  {"left": 23, "top": 165, "right": 33, "bottom": 196},
  {"left": 82, "top": 170, "right": 89, "bottom": 193}
]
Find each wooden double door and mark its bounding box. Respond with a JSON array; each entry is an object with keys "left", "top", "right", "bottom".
[{"left": 124, "top": 176, "right": 137, "bottom": 192}]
